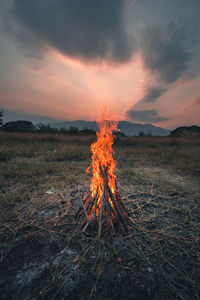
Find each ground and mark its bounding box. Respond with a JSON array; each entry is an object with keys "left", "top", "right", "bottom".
[{"left": 0, "top": 133, "right": 200, "bottom": 299}]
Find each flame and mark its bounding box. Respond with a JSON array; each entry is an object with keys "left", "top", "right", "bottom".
[{"left": 86, "top": 119, "right": 118, "bottom": 217}]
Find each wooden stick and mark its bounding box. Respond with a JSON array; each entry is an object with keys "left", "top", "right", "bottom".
[
  {"left": 107, "top": 184, "right": 123, "bottom": 219},
  {"left": 107, "top": 185, "right": 128, "bottom": 231},
  {"left": 115, "top": 191, "right": 128, "bottom": 215},
  {"left": 105, "top": 170, "right": 116, "bottom": 234},
  {"left": 99, "top": 163, "right": 104, "bottom": 179},
  {"left": 98, "top": 185, "right": 105, "bottom": 239},
  {"left": 105, "top": 169, "right": 128, "bottom": 230},
  {"left": 86, "top": 198, "right": 94, "bottom": 215},
  {"left": 107, "top": 199, "right": 118, "bottom": 219},
  {"left": 93, "top": 187, "right": 98, "bottom": 222},
  {"left": 114, "top": 178, "right": 129, "bottom": 216},
  {"left": 107, "top": 199, "right": 114, "bottom": 234},
  {"left": 110, "top": 215, "right": 115, "bottom": 235},
  {"left": 82, "top": 214, "right": 93, "bottom": 232},
  {"left": 75, "top": 194, "right": 90, "bottom": 218},
  {"left": 81, "top": 198, "right": 90, "bottom": 222},
  {"left": 105, "top": 171, "right": 127, "bottom": 231},
  {"left": 104, "top": 184, "right": 110, "bottom": 232},
  {"left": 105, "top": 193, "right": 109, "bottom": 232}
]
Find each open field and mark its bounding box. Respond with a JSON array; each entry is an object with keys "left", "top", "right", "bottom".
[{"left": 0, "top": 132, "right": 200, "bottom": 299}]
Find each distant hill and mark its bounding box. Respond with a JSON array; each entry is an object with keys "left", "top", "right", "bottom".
[
  {"left": 48, "top": 120, "right": 170, "bottom": 136},
  {"left": 170, "top": 125, "right": 200, "bottom": 137}
]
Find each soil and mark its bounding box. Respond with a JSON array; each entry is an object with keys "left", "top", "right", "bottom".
[{"left": 0, "top": 168, "right": 200, "bottom": 300}]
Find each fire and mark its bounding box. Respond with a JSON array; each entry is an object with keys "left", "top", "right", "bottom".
[
  {"left": 86, "top": 120, "right": 118, "bottom": 216},
  {"left": 76, "top": 117, "right": 130, "bottom": 236}
]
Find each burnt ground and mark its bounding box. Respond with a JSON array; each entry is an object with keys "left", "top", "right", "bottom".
[{"left": 0, "top": 177, "right": 200, "bottom": 300}]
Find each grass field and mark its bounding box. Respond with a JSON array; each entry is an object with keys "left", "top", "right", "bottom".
[{"left": 0, "top": 132, "right": 200, "bottom": 299}]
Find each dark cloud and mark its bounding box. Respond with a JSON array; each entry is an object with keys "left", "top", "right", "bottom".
[
  {"left": 140, "top": 23, "right": 192, "bottom": 84},
  {"left": 195, "top": 97, "right": 200, "bottom": 105},
  {"left": 8, "top": 0, "right": 133, "bottom": 62},
  {"left": 126, "top": 109, "right": 170, "bottom": 123},
  {"left": 141, "top": 86, "right": 167, "bottom": 103},
  {"left": 127, "top": 23, "right": 195, "bottom": 119}
]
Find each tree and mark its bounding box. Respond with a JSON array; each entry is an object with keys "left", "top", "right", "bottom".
[
  {"left": 1, "top": 120, "right": 36, "bottom": 133},
  {"left": 69, "top": 126, "right": 79, "bottom": 135},
  {"left": 0, "top": 110, "right": 3, "bottom": 126},
  {"left": 79, "top": 128, "right": 96, "bottom": 136},
  {"left": 139, "top": 131, "right": 145, "bottom": 137},
  {"left": 37, "top": 123, "right": 58, "bottom": 134},
  {"left": 147, "top": 131, "right": 152, "bottom": 137}
]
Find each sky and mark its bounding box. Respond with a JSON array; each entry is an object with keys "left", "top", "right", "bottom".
[{"left": 0, "top": 0, "right": 200, "bottom": 129}]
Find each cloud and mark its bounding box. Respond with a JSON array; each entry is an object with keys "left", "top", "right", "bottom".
[
  {"left": 140, "top": 23, "right": 192, "bottom": 84},
  {"left": 126, "top": 109, "right": 170, "bottom": 123},
  {"left": 7, "top": 0, "right": 133, "bottom": 62},
  {"left": 195, "top": 96, "right": 200, "bottom": 105},
  {"left": 128, "top": 23, "right": 195, "bottom": 117},
  {"left": 184, "top": 96, "right": 200, "bottom": 111},
  {"left": 3, "top": 109, "right": 61, "bottom": 123},
  {"left": 140, "top": 86, "right": 167, "bottom": 103}
]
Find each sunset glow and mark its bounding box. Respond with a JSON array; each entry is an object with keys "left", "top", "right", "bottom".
[{"left": 0, "top": 0, "right": 200, "bottom": 129}]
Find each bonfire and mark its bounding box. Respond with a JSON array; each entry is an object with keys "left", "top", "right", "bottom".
[{"left": 76, "top": 120, "right": 131, "bottom": 237}]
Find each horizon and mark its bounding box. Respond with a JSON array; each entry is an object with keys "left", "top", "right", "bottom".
[
  {"left": 0, "top": 1, "right": 200, "bottom": 129},
  {"left": 2, "top": 109, "right": 200, "bottom": 131}
]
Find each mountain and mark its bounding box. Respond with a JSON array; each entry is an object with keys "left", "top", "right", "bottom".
[
  {"left": 3, "top": 110, "right": 60, "bottom": 124},
  {"left": 170, "top": 125, "right": 200, "bottom": 136},
  {"left": 48, "top": 120, "right": 170, "bottom": 136}
]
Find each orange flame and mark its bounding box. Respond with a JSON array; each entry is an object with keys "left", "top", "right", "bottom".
[{"left": 86, "top": 119, "right": 118, "bottom": 216}]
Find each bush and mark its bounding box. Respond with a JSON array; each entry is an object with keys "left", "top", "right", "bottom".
[{"left": 1, "top": 120, "right": 36, "bottom": 133}]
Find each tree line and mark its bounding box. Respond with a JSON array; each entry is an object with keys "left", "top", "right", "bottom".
[
  {"left": 1, "top": 110, "right": 199, "bottom": 137},
  {"left": 0, "top": 111, "right": 96, "bottom": 135}
]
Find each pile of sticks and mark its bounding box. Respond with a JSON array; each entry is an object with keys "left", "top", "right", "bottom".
[{"left": 75, "top": 166, "right": 131, "bottom": 238}]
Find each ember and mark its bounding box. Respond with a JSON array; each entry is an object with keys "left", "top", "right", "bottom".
[{"left": 76, "top": 119, "right": 131, "bottom": 237}]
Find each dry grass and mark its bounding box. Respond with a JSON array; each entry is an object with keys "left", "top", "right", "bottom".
[
  {"left": 0, "top": 133, "right": 200, "bottom": 299},
  {"left": 0, "top": 131, "right": 96, "bottom": 144}
]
